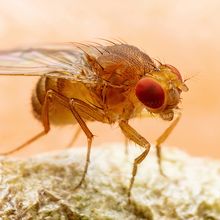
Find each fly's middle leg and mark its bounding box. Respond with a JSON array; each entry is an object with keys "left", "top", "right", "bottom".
[
  {"left": 155, "top": 113, "right": 181, "bottom": 175},
  {"left": 119, "top": 120, "right": 151, "bottom": 202}
]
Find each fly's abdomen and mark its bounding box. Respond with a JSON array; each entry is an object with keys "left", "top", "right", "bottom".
[
  {"left": 31, "top": 77, "right": 47, "bottom": 120},
  {"left": 31, "top": 77, "right": 95, "bottom": 125},
  {"left": 31, "top": 77, "right": 74, "bottom": 125}
]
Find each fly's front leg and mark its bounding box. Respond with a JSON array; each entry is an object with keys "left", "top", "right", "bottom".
[
  {"left": 155, "top": 113, "right": 181, "bottom": 175},
  {"left": 0, "top": 90, "right": 54, "bottom": 156},
  {"left": 119, "top": 120, "right": 151, "bottom": 201}
]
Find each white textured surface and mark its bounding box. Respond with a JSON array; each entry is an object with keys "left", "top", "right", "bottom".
[{"left": 0, "top": 143, "right": 220, "bottom": 219}]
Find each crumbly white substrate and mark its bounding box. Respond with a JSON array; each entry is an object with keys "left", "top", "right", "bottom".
[{"left": 0, "top": 144, "right": 220, "bottom": 220}]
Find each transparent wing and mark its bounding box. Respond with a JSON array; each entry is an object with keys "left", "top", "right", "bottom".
[{"left": 0, "top": 45, "right": 100, "bottom": 83}]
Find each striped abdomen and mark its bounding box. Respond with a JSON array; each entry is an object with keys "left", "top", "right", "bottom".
[
  {"left": 31, "top": 77, "right": 77, "bottom": 125},
  {"left": 31, "top": 77, "right": 99, "bottom": 125}
]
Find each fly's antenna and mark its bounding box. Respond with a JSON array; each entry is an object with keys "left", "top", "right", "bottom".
[{"left": 183, "top": 74, "right": 197, "bottom": 83}]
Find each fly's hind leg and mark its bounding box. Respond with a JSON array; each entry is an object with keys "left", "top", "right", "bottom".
[
  {"left": 155, "top": 113, "right": 181, "bottom": 175},
  {"left": 29, "top": 91, "right": 106, "bottom": 189},
  {"left": 68, "top": 99, "right": 94, "bottom": 189},
  {"left": 65, "top": 126, "right": 82, "bottom": 148},
  {"left": 119, "top": 120, "right": 151, "bottom": 201},
  {"left": 124, "top": 137, "right": 129, "bottom": 155},
  {"left": 68, "top": 98, "right": 107, "bottom": 189},
  {"left": 0, "top": 90, "right": 53, "bottom": 156}
]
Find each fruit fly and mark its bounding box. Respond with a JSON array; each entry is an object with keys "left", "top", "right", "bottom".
[{"left": 0, "top": 41, "right": 188, "bottom": 199}]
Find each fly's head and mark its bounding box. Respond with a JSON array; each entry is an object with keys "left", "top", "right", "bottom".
[{"left": 135, "top": 64, "right": 188, "bottom": 121}]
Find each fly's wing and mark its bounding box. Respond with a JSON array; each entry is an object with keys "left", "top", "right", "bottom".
[{"left": 0, "top": 45, "right": 100, "bottom": 84}]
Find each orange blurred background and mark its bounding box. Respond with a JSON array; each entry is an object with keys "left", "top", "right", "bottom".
[{"left": 0, "top": 0, "right": 219, "bottom": 158}]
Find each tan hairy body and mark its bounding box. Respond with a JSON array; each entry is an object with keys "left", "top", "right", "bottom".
[{"left": 0, "top": 42, "right": 188, "bottom": 201}]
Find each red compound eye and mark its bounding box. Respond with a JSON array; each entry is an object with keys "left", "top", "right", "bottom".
[
  {"left": 135, "top": 78, "right": 165, "bottom": 109},
  {"left": 164, "top": 64, "right": 183, "bottom": 81}
]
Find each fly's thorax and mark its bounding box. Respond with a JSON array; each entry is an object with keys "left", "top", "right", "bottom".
[
  {"left": 93, "top": 83, "right": 144, "bottom": 122},
  {"left": 81, "top": 44, "right": 157, "bottom": 121},
  {"left": 85, "top": 44, "right": 156, "bottom": 87}
]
